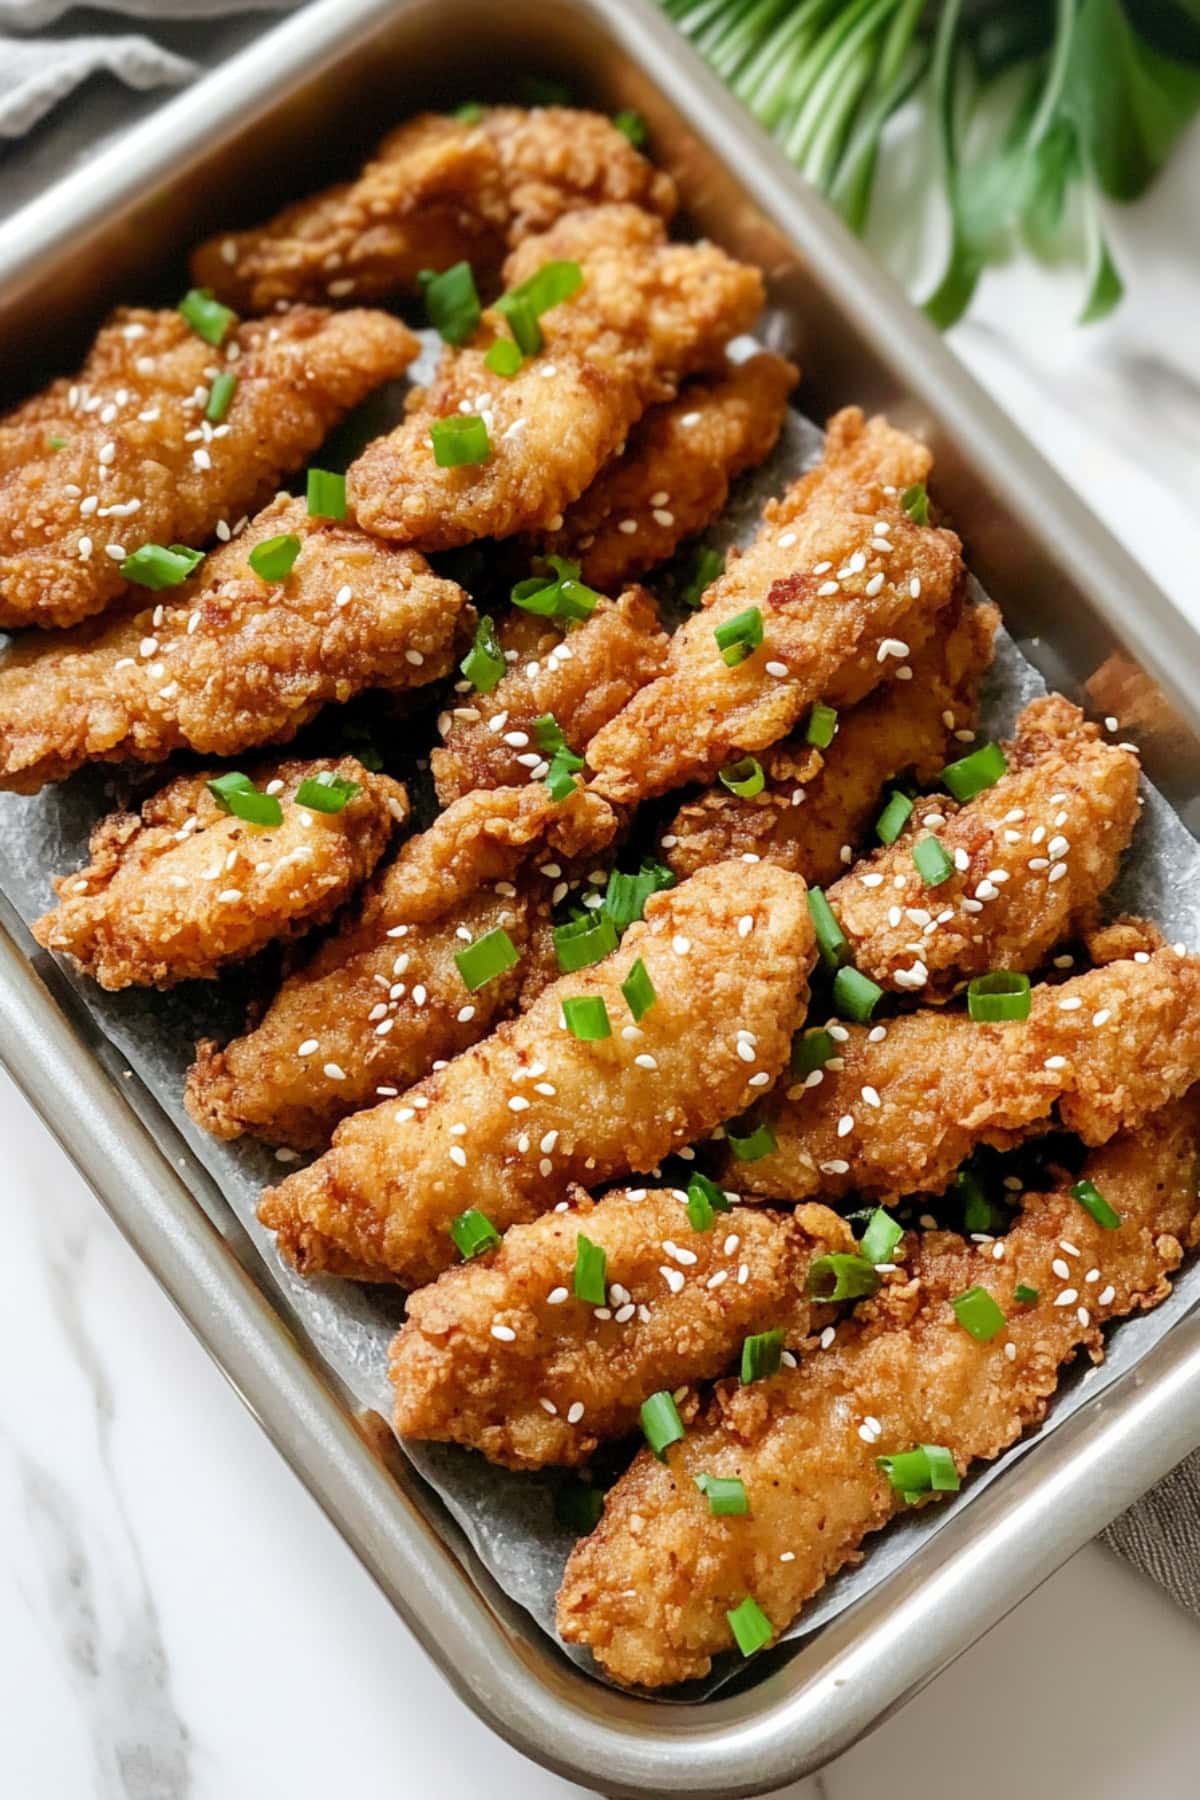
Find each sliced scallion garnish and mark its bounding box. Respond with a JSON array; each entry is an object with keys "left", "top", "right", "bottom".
[
  {"left": 714, "top": 606, "right": 763, "bottom": 667},
  {"left": 678, "top": 544, "right": 723, "bottom": 610},
  {"left": 604, "top": 860, "right": 675, "bottom": 930},
  {"left": 901, "top": 482, "right": 929, "bottom": 525},
  {"left": 967, "top": 971, "right": 1031, "bottom": 1022},
  {"left": 553, "top": 912, "right": 618, "bottom": 974},
  {"left": 695, "top": 1473, "right": 749, "bottom": 1516},
  {"left": 719, "top": 755, "right": 765, "bottom": 798},
  {"left": 573, "top": 1232, "right": 607, "bottom": 1305},
  {"left": 791, "top": 1026, "right": 835, "bottom": 1079},
  {"left": 455, "top": 925, "right": 519, "bottom": 991},
  {"left": 562, "top": 995, "right": 612, "bottom": 1041},
  {"left": 740, "top": 1326, "right": 784, "bottom": 1384},
  {"left": 951, "top": 1284, "right": 1006, "bottom": 1342},
  {"left": 875, "top": 789, "right": 913, "bottom": 845},
  {"left": 860, "top": 1206, "right": 902, "bottom": 1265},
  {"left": 178, "top": 286, "right": 237, "bottom": 347},
  {"left": 621, "top": 956, "right": 656, "bottom": 1020},
  {"left": 295, "top": 771, "right": 361, "bottom": 813},
  {"left": 807, "top": 1252, "right": 880, "bottom": 1302},
  {"left": 725, "top": 1120, "right": 777, "bottom": 1163},
  {"left": 913, "top": 834, "right": 953, "bottom": 887},
  {"left": 206, "top": 771, "right": 282, "bottom": 827},
  {"left": 686, "top": 1172, "right": 729, "bottom": 1231},
  {"left": 247, "top": 533, "right": 301, "bottom": 582},
  {"left": 306, "top": 467, "right": 346, "bottom": 520},
  {"left": 806, "top": 702, "right": 838, "bottom": 748},
  {"left": 807, "top": 886, "right": 849, "bottom": 970},
  {"left": 422, "top": 260, "right": 482, "bottom": 345},
  {"left": 1072, "top": 1178, "right": 1121, "bottom": 1230},
  {"left": 430, "top": 414, "right": 490, "bottom": 467},
  {"left": 641, "top": 1389, "right": 685, "bottom": 1459},
  {"left": 942, "top": 740, "right": 1007, "bottom": 801},
  {"left": 877, "top": 1443, "right": 959, "bottom": 1499},
  {"left": 833, "top": 965, "right": 883, "bottom": 1022},
  {"left": 484, "top": 335, "right": 523, "bottom": 377},
  {"left": 450, "top": 1207, "right": 501, "bottom": 1260},
  {"left": 120, "top": 542, "right": 204, "bottom": 590},
  {"left": 460, "top": 615, "right": 506, "bottom": 693},
  {"left": 205, "top": 370, "right": 237, "bottom": 423},
  {"left": 726, "top": 1595, "right": 774, "bottom": 1658}
]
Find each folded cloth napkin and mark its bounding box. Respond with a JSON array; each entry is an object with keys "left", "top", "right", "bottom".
[{"left": 2, "top": 0, "right": 1199, "bottom": 1628}]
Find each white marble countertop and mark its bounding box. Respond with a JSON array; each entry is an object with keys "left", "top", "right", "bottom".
[{"left": 2, "top": 104, "right": 1199, "bottom": 1800}]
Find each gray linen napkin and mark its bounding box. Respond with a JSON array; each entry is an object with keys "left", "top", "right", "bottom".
[{"left": 2, "top": 0, "right": 1199, "bottom": 1626}]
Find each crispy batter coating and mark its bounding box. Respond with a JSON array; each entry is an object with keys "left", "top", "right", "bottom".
[
  {"left": 32, "top": 757, "right": 406, "bottom": 991},
  {"left": 734, "top": 948, "right": 1200, "bottom": 1203},
  {"left": 827, "top": 694, "right": 1142, "bottom": 999},
  {"left": 663, "top": 600, "right": 998, "bottom": 882},
  {"left": 192, "top": 108, "right": 676, "bottom": 313},
  {"left": 347, "top": 207, "right": 765, "bottom": 548},
  {"left": 558, "top": 1097, "right": 1200, "bottom": 1686},
  {"left": 531, "top": 352, "right": 798, "bottom": 591},
  {"left": 186, "top": 786, "right": 617, "bottom": 1149},
  {"left": 258, "top": 861, "right": 817, "bottom": 1286},
  {"left": 390, "top": 1191, "right": 853, "bottom": 1470},
  {"left": 585, "top": 408, "right": 965, "bottom": 805},
  {"left": 0, "top": 306, "right": 418, "bottom": 629},
  {"left": 0, "top": 497, "right": 469, "bottom": 794},
  {"left": 431, "top": 587, "right": 668, "bottom": 805}
]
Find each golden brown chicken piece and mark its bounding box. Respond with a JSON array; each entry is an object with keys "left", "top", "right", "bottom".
[
  {"left": 191, "top": 107, "right": 677, "bottom": 313},
  {"left": 732, "top": 948, "right": 1200, "bottom": 1203},
  {"left": 558, "top": 1097, "right": 1200, "bottom": 1687},
  {"left": 0, "top": 306, "right": 418, "bottom": 629},
  {"left": 348, "top": 207, "right": 765, "bottom": 548},
  {"left": 662, "top": 601, "right": 998, "bottom": 882},
  {"left": 431, "top": 588, "right": 668, "bottom": 805},
  {"left": 585, "top": 408, "right": 965, "bottom": 805},
  {"left": 531, "top": 352, "right": 798, "bottom": 591},
  {"left": 186, "top": 785, "right": 617, "bottom": 1149},
  {"left": 0, "top": 497, "right": 469, "bottom": 794},
  {"left": 32, "top": 758, "right": 406, "bottom": 990},
  {"left": 258, "top": 860, "right": 817, "bottom": 1286},
  {"left": 826, "top": 694, "right": 1141, "bottom": 1000},
  {"left": 390, "top": 1190, "right": 853, "bottom": 1470}
]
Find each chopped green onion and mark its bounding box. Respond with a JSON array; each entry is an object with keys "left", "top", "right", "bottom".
[
  {"left": 450, "top": 1207, "right": 501, "bottom": 1260},
  {"left": 725, "top": 1121, "right": 777, "bottom": 1163},
  {"left": 562, "top": 995, "right": 611, "bottom": 1041},
  {"left": 47, "top": 434, "right": 67, "bottom": 450},
  {"left": 295, "top": 771, "right": 361, "bottom": 813},
  {"left": 511, "top": 556, "right": 600, "bottom": 623},
  {"left": 806, "top": 702, "right": 838, "bottom": 749},
  {"left": 877, "top": 1443, "right": 959, "bottom": 1499},
  {"left": 714, "top": 606, "right": 763, "bottom": 667},
  {"left": 205, "top": 370, "right": 237, "bottom": 423},
  {"left": 612, "top": 108, "right": 646, "bottom": 146},
  {"left": 574, "top": 1232, "right": 607, "bottom": 1305},
  {"left": 875, "top": 789, "right": 913, "bottom": 845},
  {"left": 453, "top": 101, "right": 485, "bottom": 123},
  {"left": 686, "top": 1172, "right": 730, "bottom": 1231},
  {"left": 967, "top": 971, "right": 1031, "bottom": 1023},
  {"left": 430, "top": 414, "right": 490, "bottom": 467},
  {"left": 1014, "top": 1283, "right": 1040, "bottom": 1304},
  {"left": 952, "top": 1284, "right": 1006, "bottom": 1342},
  {"left": 306, "top": 467, "right": 346, "bottom": 520},
  {"left": 807, "top": 1252, "right": 881, "bottom": 1302},
  {"left": 484, "top": 335, "right": 523, "bottom": 377},
  {"left": 533, "top": 713, "right": 566, "bottom": 754},
  {"left": 901, "top": 482, "right": 929, "bottom": 525},
  {"left": 1072, "top": 1178, "right": 1121, "bottom": 1231},
  {"left": 808, "top": 886, "right": 849, "bottom": 970},
  {"left": 554, "top": 1481, "right": 604, "bottom": 1533},
  {"left": 860, "top": 1207, "right": 902, "bottom": 1265},
  {"left": 495, "top": 291, "right": 542, "bottom": 355},
  {"left": 545, "top": 743, "right": 585, "bottom": 801},
  {"left": 953, "top": 1169, "right": 995, "bottom": 1234},
  {"left": 678, "top": 544, "right": 723, "bottom": 610},
  {"left": 460, "top": 615, "right": 506, "bottom": 693},
  {"left": 120, "top": 542, "right": 204, "bottom": 590},
  {"left": 604, "top": 860, "right": 675, "bottom": 930},
  {"left": 503, "top": 258, "right": 584, "bottom": 317},
  {"left": 942, "top": 741, "right": 1008, "bottom": 801},
  {"left": 621, "top": 956, "right": 656, "bottom": 1021},
  {"left": 740, "top": 1326, "right": 784, "bottom": 1384},
  {"left": 640, "top": 1389, "right": 685, "bottom": 1459},
  {"left": 206, "top": 771, "right": 283, "bottom": 827},
  {"left": 726, "top": 1595, "right": 774, "bottom": 1658},
  {"left": 455, "top": 926, "right": 519, "bottom": 991},
  {"left": 913, "top": 834, "right": 954, "bottom": 887},
  {"left": 791, "top": 1027, "right": 834, "bottom": 1079},
  {"left": 695, "top": 1473, "right": 749, "bottom": 1516},
  {"left": 248, "top": 533, "right": 302, "bottom": 582},
  {"left": 423, "top": 260, "right": 481, "bottom": 345},
  {"left": 178, "top": 287, "right": 236, "bottom": 347},
  {"left": 833, "top": 965, "right": 883, "bottom": 1023},
  {"left": 719, "top": 756, "right": 765, "bottom": 798},
  {"left": 553, "top": 912, "right": 618, "bottom": 974}
]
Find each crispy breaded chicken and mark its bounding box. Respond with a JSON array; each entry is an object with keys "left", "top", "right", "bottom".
[
  {"left": 827, "top": 694, "right": 1142, "bottom": 999},
  {"left": 390, "top": 1190, "right": 853, "bottom": 1470},
  {"left": 258, "top": 861, "right": 817, "bottom": 1286},
  {"left": 431, "top": 588, "right": 668, "bottom": 805},
  {"left": 585, "top": 408, "right": 965, "bottom": 805},
  {"left": 32, "top": 758, "right": 406, "bottom": 990},
  {"left": 186, "top": 785, "right": 618, "bottom": 1149},
  {"left": 662, "top": 601, "right": 998, "bottom": 882},
  {"left": 348, "top": 207, "right": 765, "bottom": 548},
  {"left": 0, "top": 496, "right": 469, "bottom": 793},
  {"left": 733, "top": 948, "right": 1200, "bottom": 1203},
  {"left": 192, "top": 107, "right": 677, "bottom": 313},
  {"left": 558, "top": 1096, "right": 1200, "bottom": 1686},
  {"left": 531, "top": 352, "right": 798, "bottom": 591},
  {"left": 0, "top": 306, "right": 417, "bottom": 629}
]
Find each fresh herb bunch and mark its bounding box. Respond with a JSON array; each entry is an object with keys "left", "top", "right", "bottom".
[{"left": 658, "top": 0, "right": 1200, "bottom": 324}]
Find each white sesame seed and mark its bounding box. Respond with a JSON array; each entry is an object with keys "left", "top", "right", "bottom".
[
  {"left": 660, "top": 1265, "right": 685, "bottom": 1294},
  {"left": 861, "top": 1086, "right": 881, "bottom": 1108},
  {"left": 1054, "top": 1288, "right": 1078, "bottom": 1307},
  {"left": 837, "top": 1113, "right": 854, "bottom": 1138},
  {"left": 634, "top": 1053, "right": 658, "bottom": 1071},
  {"left": 1053, "top": 1258, "right": 1070, "bottom": 1280},
  {"left": 566, "top": 1401, "right": 585, "bottom": 1424},
  {"left": 1098, "top": 1284, "right": 1116, "bottom": 1305},
  {"left": 449, "top": 1145, "right": 467, "bottom": 1168},
  {"left": 1044, "top": 1055, "right": 1068, "bottom": 1071},
  {"left": 765, "top": 659, "right": 788, "bottom": 678},
  {"left": 508, "top": 1096, "right": 530, "bottom": 1112},
  {"left": 323, "top": 1062, "right": 346, "bottom": 1081},
  {"left": 672, "top": 936, "right": 690, "bottom": 955},
  {"left": 491, "top": 1324, "right": 516, "bottom": 1342},
  {"left": 1004, "top": 1342, "right": 1017, "bottom": 1362}
]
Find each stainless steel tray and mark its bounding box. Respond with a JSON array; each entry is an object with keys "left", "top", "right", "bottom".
[{"left": 3, "top": 2, "right": 1200, "bottom": 1793}]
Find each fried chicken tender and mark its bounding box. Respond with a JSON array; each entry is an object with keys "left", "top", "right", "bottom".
[
  {"left": 663, "top": 601, "right": 997, "bottom": 882},
  {"left": 258, "top": 861, "right": 816, "bottom": 1286},
  {"left": 558, "top": 1097, "right": 1200, "bottom": 1686},
  {"left": 827, "top": 694, "right": 1141, "bottom": 999},
  {"left": 186, "top": 785, "right": 617, "bottom": 1149},
  {"left": 390, "top": 1191, "right": 853, "bottom": 1470},
  {"left": 0, "top": 496, "right": 469, "bottom": 794},
  {"left": 32, "top": 758, "right": 405, "bottom": 991},
  {"left": 585, "top": 408, "right": 965, "bottom": 805},
  {"left": 531, "top": 352, "right": 798, "bottom": 591},
  {"left": 348, "top": 207, "right": 765, "bottom": 548},
  {"left": 431, "top": 588, "right": 668, "bottom": 805},
  {"left": 0, "top": 306, "right": 418, "bottom": 629},
  {"left": 192, "top": 107, "right": 676, "bottom": 313},
  {"left": 734, "top": 948, "right": 1200, "bottom": 1203}
]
